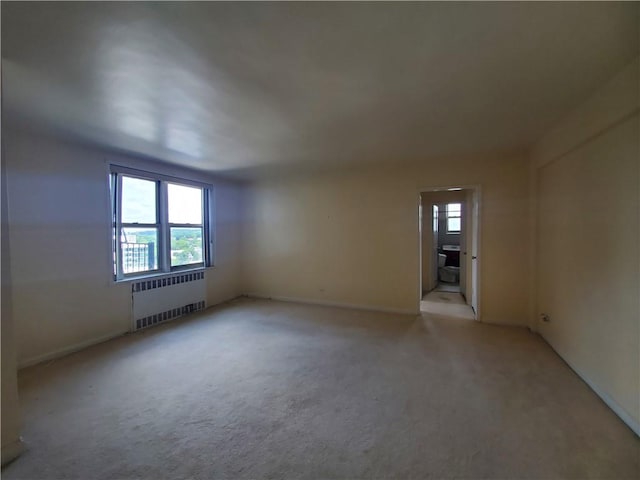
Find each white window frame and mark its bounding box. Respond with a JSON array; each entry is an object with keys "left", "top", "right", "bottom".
[
  {"left": 446, "top": 202, "right": 462, "bottom": 234},
  {"left": 110, "top": 165, "right": 213, "bottom": 281}
]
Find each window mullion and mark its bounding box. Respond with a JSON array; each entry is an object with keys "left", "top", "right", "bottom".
[
  {"left": 121, "top": 223, "right": 160, "bottom": 228},
  {"left": 159, "top": 181, "right": 170, "bottom": 273},
  {"left": 168, "top": 223, "right": 203, "bottom": 228},
  {"left": 116, "top": 174, "right": 124, "bottom": 280},
  {"left": 205, "top": 187, "right": 213, "bottom": 267}
]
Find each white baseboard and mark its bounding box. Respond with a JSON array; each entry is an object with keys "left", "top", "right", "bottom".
[
  {"left": 245, "top": 293, "right": 419, "bottom": 316},
  {"left": 18, "top": 330, "right": 127, "bottom": 369},
  {"left": 541, "top": 336, "right": 640, "bottom": 437},
  {"left": 1, "top": 438, "right": 25, "bottom": 466}
]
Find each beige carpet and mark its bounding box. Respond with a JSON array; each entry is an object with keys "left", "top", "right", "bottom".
[{"left": 3, "top": 298, "right": 638, "bottom": 479}]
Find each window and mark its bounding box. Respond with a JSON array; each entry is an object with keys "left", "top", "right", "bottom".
[
  {"left": 446, "top": 203, "right": 461, "bottom": 233},
  {"left": 433, "top": 205, "right": 439, "bottom": 231},
  {"left": 110, "top": 167, "right": 212, "bottom": 280}
]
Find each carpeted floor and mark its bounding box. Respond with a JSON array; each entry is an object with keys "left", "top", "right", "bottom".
[{"left": 3, "top": 298, "right": 639, "bottom": 479}]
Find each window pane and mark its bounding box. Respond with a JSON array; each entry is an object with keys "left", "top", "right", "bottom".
[
  {"left": 121, "top": 176, "right": 157, "bottom": 224},
  {"left": 168, "top": 184, "right": 203, "bottom": 224},
  {"left": 171, "top": 227, "right": 203, "bottom": 266},
  {"left": 120, "top": 228, "right": 158, "bottom": 274},
  {"left": 447, "top": 203, "right": 461, "bottom": 215},
  {"left": 448, "top": 218, "right": 461, "bottom": 232}
]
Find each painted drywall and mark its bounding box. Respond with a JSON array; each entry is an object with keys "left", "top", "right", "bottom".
[
  {"left": 532, "top": 57, "right": 640, "bottom": 433},
  {"left": 3, "top": 127, "right": 243, "bottom": 367},
  {"left": 207, "top": 180, "right": 243, "bottom": 306},
  {"left": 1, "top": 142, "right": 24, "bottom": 464},
  {"left": 242, "top": 153, "right": 530, "bottom": 324}
]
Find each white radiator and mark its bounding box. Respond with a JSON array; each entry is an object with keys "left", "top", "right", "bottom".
[{"left": 131, "top": 272, "right": 206, "bottom": 331}]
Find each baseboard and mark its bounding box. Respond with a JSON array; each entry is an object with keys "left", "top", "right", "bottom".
[
  {"left": 245, "top": 293, "right": 419, "bottom": 316},
  {"left": 18, "top": 330, "right": 127, "bottom": 370},
  {"left": 541, "top": 336, "right": 640, "bottom": 437},
  {"left": 1, "top": 438, "right": 25, "bottom": 466}
]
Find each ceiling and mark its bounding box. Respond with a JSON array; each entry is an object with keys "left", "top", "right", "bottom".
[{"left": 2, "top": 2, "right": 638, "bottom": 179}]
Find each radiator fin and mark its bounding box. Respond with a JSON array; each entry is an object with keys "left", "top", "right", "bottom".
[
  {"left": 132, "top": 271, "right": 205, "bottom": 293},
  {"left": 132, "top": 272, "right": 206, "bottom": 331},
  {"left": 135, "top": 300, "right": 206, "bottom": 331}
]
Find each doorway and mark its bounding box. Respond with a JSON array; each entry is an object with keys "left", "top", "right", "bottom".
[{"left": 418, "top": 187, "right": 480, "bottom": 320}]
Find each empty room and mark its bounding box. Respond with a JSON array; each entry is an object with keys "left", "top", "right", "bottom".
[{"left": 1, "top": 2, "right": 638, "bottom": 479}]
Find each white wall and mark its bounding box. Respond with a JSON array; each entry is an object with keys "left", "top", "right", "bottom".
[
  {"left": 242, "top": 153, "right": 531, "bottom": 324},
  {"left": 3, "top": 128, "right": 243, "bottom": 367},
  {"left": 207, "top": 180, "right": 243, "bottom": 306},
  {"left": 531, "top": 57, "right": 639, "bottom": 434},
  {"left": 1, "top": 140, "right": 24, "bottom": 464}
]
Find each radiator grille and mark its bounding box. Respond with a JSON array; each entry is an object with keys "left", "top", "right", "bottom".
[
  {"left": 135, "top": 301, "right": 206, "bottom": 330},
  {"left": 132, "top": 271, "right": 206, "bottom": 331},
  {"left": 131, "top": 271, "right": 205, "bottom": 293}
]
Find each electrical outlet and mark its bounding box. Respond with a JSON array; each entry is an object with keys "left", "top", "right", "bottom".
[{"left": 540, "top": 313, "right": 550, "bottom": 323}]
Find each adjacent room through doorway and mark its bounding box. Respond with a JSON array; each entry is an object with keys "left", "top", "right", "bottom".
[{"left": 419, "top": 187, "right": 479, "bottom": 320}]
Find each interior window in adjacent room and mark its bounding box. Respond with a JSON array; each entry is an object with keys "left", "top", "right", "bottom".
[{"left": 446, "top": 203, "right": 461, "bottom": 233}]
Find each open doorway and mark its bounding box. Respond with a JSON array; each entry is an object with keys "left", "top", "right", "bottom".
[{"left": 418, "top": 187, "right": 480, "bottom": 320}]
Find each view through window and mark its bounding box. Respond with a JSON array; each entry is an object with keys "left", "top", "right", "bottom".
[
  {"left": 111, "top": 168, "right": 211, "bottom": 279},
  {"left": 446, "top": 203, "right": 461, "bottom": 233}
]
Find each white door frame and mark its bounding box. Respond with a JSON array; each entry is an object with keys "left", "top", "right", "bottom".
[
  {"left": 430, "top": 204, "right": 439, "bottom": 292},
  {"left": 417, "top": 185, "right": 482, "bottom": 321}
]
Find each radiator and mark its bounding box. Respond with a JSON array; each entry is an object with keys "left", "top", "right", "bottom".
[{"left": 131, "top": 271, "right": 206, "bottom": 331}]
